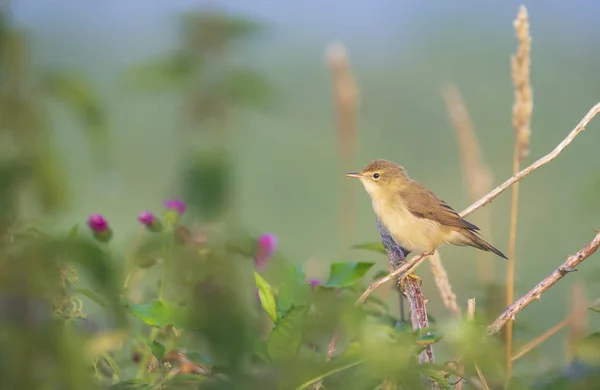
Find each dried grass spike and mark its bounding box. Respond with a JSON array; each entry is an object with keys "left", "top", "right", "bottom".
[{"left": 511, "top": 5, "right": 533, "bottom": 161}]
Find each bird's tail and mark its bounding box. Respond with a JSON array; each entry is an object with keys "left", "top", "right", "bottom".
[{"left": 461, "top": 230, "right": 508, "bottom": 260}]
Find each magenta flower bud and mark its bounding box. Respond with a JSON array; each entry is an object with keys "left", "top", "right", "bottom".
[
  {"left": 254, "top": 233, "right": 277, "bottom": 269},
  {"left": 307, "top": 279, "right": 321, "bottom": 290},
  {"left": 138, "top": 211, "right": 154, "bottom": 226},
  {"left": 138, "top": 211, "right": 162, "bottom": 233},
  {"left": 88, "top": 214, "right": 108, "bottom": 232},
  {"left": 163, "top": 199, "right": 187, "bottom": 215},
  {"left": 87, "top": 214, "right": 112, "bottom": 243}
]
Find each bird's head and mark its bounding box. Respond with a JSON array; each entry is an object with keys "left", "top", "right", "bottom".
[{"left": 346, "top": 159, "right": 410, "bottom": 198}]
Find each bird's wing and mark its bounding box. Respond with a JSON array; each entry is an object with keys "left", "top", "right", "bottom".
[{"left": 400, "top": 181, "right": 480, "bottom": 231}]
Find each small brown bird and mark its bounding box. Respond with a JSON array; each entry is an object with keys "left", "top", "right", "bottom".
[{"left": 347, "top": 159, "right": 507, "bottom": 259}]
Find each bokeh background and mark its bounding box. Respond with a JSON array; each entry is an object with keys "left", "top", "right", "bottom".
[{"left": 5, "top": 0, "right": 600, "bottom": 378}]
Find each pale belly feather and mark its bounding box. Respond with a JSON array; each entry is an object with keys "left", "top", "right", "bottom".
[{"left": 373, "top": 198, "right": 447, "bottom": 253}]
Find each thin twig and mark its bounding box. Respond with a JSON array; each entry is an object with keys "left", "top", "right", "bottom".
[
  {"left": 442, "top": 83, "right": 495, "bottom": 282},
  {"left": 358, "top": 101, "right": 600, "bottom": 303},
  {"left": 511, "top": 296, "right": 600, "bottom": 362},
  {"left": 487, "top": 230, "right": 600, "bottom": 336},
  {"left": 357, "top": 251, "right": 432, "bottom": 304},
  {"left": 312, "top": 331, "right": 339, "bottom": 390},
  {"left": 475, "top": 365, "right": 491, "bottom": 390},
  {"left": 428, "top": 252, "right": 460, "bottom": 316},
  {"left": 460, "top": 101, "right": 600, "bottom": 217},
  {"left": 506, "top": 5, "right": 532, "bottom": 379}
]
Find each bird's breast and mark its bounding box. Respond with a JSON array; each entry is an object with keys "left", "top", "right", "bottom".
[{"left": 372, "top": 197, "right": 446, "bottom": 253}]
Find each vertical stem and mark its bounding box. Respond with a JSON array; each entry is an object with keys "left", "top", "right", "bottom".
[
  {"left": 136, "top": 234, "right": 175, "bottom": 379},
  {"left": 327, "top": 43, "right": 358, "bottom": 253},
  {"left": 505, "top": 143, "right": 520, "bottom": 379},
  {"left": 376, "top": 219, "right": 436, "bottom": 387}
]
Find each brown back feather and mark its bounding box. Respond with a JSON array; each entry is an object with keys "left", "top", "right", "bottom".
[{"left": 400, "top": 181, "right": 480, "bottom": 232}]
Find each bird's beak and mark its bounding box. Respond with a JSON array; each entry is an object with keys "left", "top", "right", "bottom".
[{"left": 345, "top": 172, "right": 361, "bottom": 178}]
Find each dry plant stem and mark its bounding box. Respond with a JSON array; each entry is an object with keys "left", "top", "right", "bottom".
[
  {"left": 467, "top": 298, "right": 476, "bottom": 320},
  {"left": 375, "top": 219, "right": 434, "bottom": 367},
  {"left": 312, "top": 331, "right": 339, "bottom": 390},
  {"left": 359, "top": 100, "right": 600, "bottom": 303},
  {"left": 327, "top": 43, "right": 358, "bottom": 252},
  {"left": 506, "top": 5, "right": 532, "bottom": 379},
  {"left": 455, "top": 299, "right": 476, "bottom": 390},
  {"left": 504, "top": 152, "right": 520, "bottom": 378},
  {"left": 466, "top": 300, "right": 491, "bottom": 390},
  {"left": 428, "top": 252, "right": 460, "bottom": 316},
  {"left": 566, "top": 283, "right": 588, "bottom": 362},
  {"left": 511, "top": 296, "right": 600, "bottom": 362},
  {"left": 475, "top": 366, "right": 491, "bottom": 390},
  {"left": 487, "top": 230, "right": 600, "bottom": 336},
  {"left": 442, "top": 83, "right": 495, "bottom": 282}
]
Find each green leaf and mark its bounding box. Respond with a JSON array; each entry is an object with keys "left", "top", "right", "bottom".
[
  {"left": 103, "top": 353, "right": 121, "bottom": 380},
  {"left": 67, "top": 223, "right": 79, "bottom": 238},
  {"left": 353, "top": 242, "right": 386, "bottom": 254},
  {"left": 277, "top": 264, "right": 310, "bottom": 316},
  {"left": 416, "top": 333, "right": 443, "bottom": 346},
  {"left": 588, "top": 307, "right": 600, "bottom": 313},
  {"left": 420, "top": 363, "right": 453, "bottom": 390},
  {"left": 267, "top": 306, "right": 307, "bottom": 362},
  {"left": 127, "top": 300, "right": 185, "bottom": 328},
  {"left": 148, "top": 340, "right": 166, "bottom": 361},
  {"left": 325, "top": 262, "right": 375, "bottom": 288},
  {"left": 75, "top": 288, "right": 107, "bottom": 308},
  {"left": 255, "top": 271, "right": 278, "bottom": 321}
]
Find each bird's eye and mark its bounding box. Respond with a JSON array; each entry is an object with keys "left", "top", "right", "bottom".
[{"left": 372, "top": 173, "right": 380, "bottom": 179}]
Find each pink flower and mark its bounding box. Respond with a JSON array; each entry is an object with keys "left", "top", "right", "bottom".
[
  {"left": 137, "top": 211, "right": 155, "bottom": 226},
  {"left": 307, "top": 279, "right": 321, "bottom": 290},
  {"left": 164, "top": 199, "right": 187, "bottom": 215},
  {"left": 87, "top": 214, "right": 108, "bottom": 232},
  {"left": 254, "top": 233, "right": 277, "bottom": 269}
]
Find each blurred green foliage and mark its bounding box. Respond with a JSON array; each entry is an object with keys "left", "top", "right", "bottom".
[
  {"left": 123, "top": 10, "right": 272, "bottom": 224},
  {"left": 0, "top": 10, "right": 108, "bottom": 231},
  {"left": 1, "top": 4, "right": 600, "bottom": 390}
]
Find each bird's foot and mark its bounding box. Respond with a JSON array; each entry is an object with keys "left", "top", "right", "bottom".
[{"left": 398, "top": 272, "right": 422, "bottom": 293}]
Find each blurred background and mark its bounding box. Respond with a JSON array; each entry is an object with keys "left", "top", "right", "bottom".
[{"left": 3, "top": 0, "right": 600, "bottom": 379}]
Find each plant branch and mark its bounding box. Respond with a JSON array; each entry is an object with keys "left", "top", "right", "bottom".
[
  {"left": 460, "top": 101, "right": 600, "bottom": 218},
  {"left": 511, "top": 296, "right": 600, "bottom": 362},
  {"left": 374, "top": 219, "right": 434, "bottom": 367},
  {"left": 487, "top": 230, "right": 600, "bottom": 336},
  {"left": 357, "top": 101, "right": 600, "bottom": 303},
  {"left": 312, "top": 331, "right": 339, "bottom": 390}
]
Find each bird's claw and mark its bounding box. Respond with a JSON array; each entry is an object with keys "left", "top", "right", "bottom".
[{"left": 398, "top": 273, "right": 422, "bottom": 293}]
